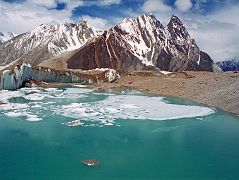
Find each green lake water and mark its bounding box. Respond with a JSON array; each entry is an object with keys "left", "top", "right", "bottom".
[{"left": 0, "top": 87, "right": 239, "bottom": 179}]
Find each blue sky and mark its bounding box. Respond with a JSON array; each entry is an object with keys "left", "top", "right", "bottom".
[
  {"left": 2, "top": 0, "right": 238, "bottom": 21},
  {"left": 1, "top": 0, "right": 239, "bottom": 60}
]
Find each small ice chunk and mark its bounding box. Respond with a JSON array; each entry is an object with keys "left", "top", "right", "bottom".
[
  {"left": 44, "top": 88, "right": 63, "bottom": 92},
  {"left": 4, "top": 111, "right": 24, "bottom": 117},
  {"left": 26, "top": 114, "right": 42, "bottom": 121}
]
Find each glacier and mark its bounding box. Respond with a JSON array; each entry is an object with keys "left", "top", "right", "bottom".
[{"left": 0, "top": 64, "right": 119, "bottom": 90}]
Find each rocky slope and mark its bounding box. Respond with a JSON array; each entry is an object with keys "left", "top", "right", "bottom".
[
  {"left": 88, "top": 71, "right": 239, "bottom": 114},
  {"left": 66, "top": 14, "right": 215, "bottom": 71},
  {"left": 0, "top": 21, "right": 101, "bottom": 66},
  {"left": 216, "top": 58, "right": 239, "bottom": 71}
]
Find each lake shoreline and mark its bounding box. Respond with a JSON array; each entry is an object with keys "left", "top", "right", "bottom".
[
  {"left": 87, "top": 71, "right": 239, "bottom": 116},
  {"left": 38, "top": 71, "right": 239, "bottom": 115}
]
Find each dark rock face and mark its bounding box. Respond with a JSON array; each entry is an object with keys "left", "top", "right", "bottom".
[
  {"left": 67, "top": 14, "right": 215, "bottom": 72},
  {"left": 67, "top": 32, "right": 146, "bottom": 71},
  {"left": 216, "top": 59, "right": 239, "bottom": 71},
  {"left": 198, "top": 51, "right": 214, "bottom": 71}
]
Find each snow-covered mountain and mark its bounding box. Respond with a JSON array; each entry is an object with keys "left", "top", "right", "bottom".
[
  {"left": 0, "top": 14, "right": 216, "bottom": 72},
  {"left": 0, "top": 20, "right": 102, "bottom": 66},
  {"left": 216, "top": 58, "right": 239, "bottom": 71},
  {"left": 66, "top": 14, "right": 215, "bottom": 71},
  {"left": 0, "top": 32, "right": 16, "bottom": 43}
]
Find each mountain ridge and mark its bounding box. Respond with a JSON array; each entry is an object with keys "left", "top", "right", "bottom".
[
  {"left": 216, "top": 58, "right": 239, "bottom": 71},
  {"left": 0, "top": 14, "right": 217, "bottom": 72},
  {"left": 0, "top": 20, "right": 101, "bottom": 66},
  {"left": 66, "top": 14, "right": 215, "bottom": 72}
]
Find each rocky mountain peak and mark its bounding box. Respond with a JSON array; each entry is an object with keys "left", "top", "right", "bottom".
[
  {"left": 0, "top": 21, "right": 100, "bottom": 66},
  {"left": 0, "top": 14, "right": 216, "bottom": 72},
  {"left": 167, "top": 15, "right": 190, "bottom": 40},
  {"left": 76, "top": 20, "right": 88, "bottom": 27},
  {"left": 66, "top": 14, "right": 215, "bottom": 72},
  {"left": 169, "top": 15, "right": 183, "bottom": 25},
  {"left": 118, "top": 13, "right": 164, "bottom": 33},
  {"left": 29, "top": 23, "right": 52, "bottom": 38},
  {"left": 216, "top": 58, "right": 239, "bottom": 71},
  {"left": 29, "top": 21, "right": 96, "bottom": 37}
]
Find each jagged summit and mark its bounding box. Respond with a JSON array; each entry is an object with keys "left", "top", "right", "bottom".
[
  {"left": 118, "top": 14, "right": 164, "bottom": 32},
  {"left": 167, "top": 15, "right": 190, "bottom": 39},
  {"left": 169, "top": 15, "right": 183, "bottom": 24}
]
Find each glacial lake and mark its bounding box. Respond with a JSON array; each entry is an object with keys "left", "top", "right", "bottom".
[{"left": 0, "top": 87, "right": 239, "bottom": 179}]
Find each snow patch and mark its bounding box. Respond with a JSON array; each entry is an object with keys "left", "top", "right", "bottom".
[{"left": 160, "top": 71, "right": 172, "bottom": 75}]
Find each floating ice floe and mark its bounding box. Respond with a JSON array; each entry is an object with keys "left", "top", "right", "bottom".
[
  {"left": 19, "top": 87, "right": 42, "bottom": 93},
  {"left": 24, "top": 93, "right": 52, "bottom": 101},
  {"left": 0, "top": 87, "right": 215, "bottom": 126},
  {"left": 0, "top": 103, "right": 29, "bottom": 111},
  {"left": 54, "top": 94, "right": 215, "bottom": 122},
  {"left": 44, "top": 88, "right": 63, "bottom": 92},
  {"left": 3, "top": 110, "right": 42, "bottom": 122},
  {"left": 61, "top": 120, "right": 81, "bottom": 127},
  {"left": 4, "top": 111, "right": 25, "bottom": 117},
  {"left": 26, "top": 114, "right": 42, "bottom": 122},
  {"left": 81, "top": 159, "right": 100, "bottom": 167},
  {"left": 101, "top": 119, "right": 114, "bottom": 126},
  {"left": 0, "top": 90, "right": 23, "bottom": 102},
  {"left": 63, "top": 88, "right": 93, "bottom": 94}
]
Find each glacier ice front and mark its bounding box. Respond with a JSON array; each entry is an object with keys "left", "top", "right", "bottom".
[{"left": 0, "top": 64, "right": 119, "bottom": 90}]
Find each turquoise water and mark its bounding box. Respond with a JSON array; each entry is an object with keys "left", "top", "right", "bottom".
[{"left": 0, "top": 87, "right": 239, "bottom": 179}]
